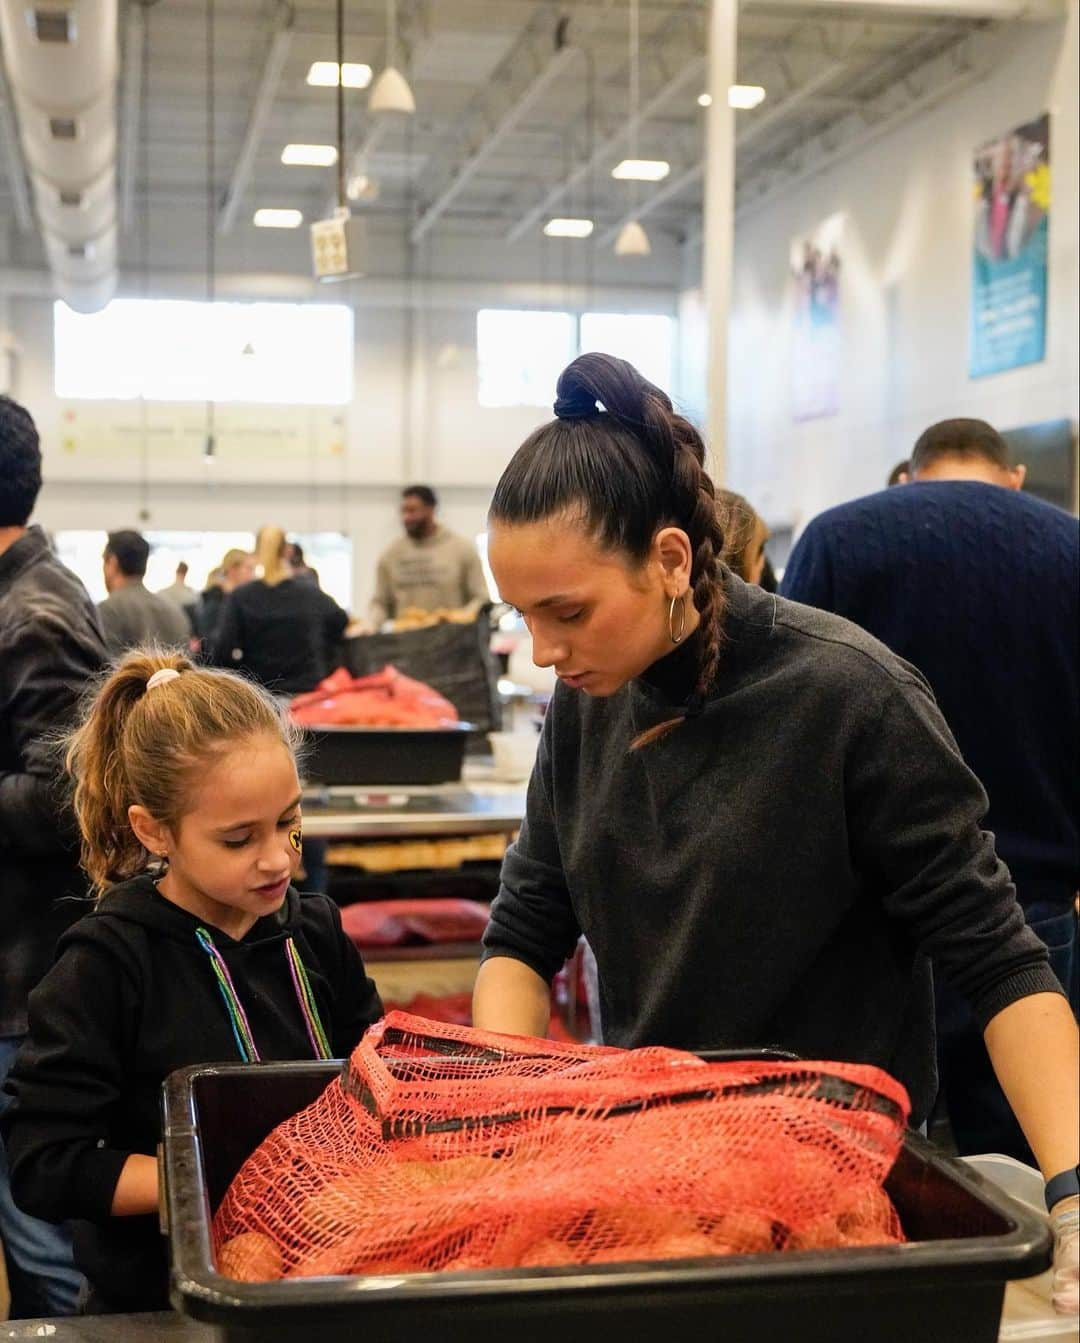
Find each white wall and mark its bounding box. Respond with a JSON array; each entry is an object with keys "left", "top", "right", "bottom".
[
  {"left": 721, "top": 11, "right": 1079, "bottom": 533},
  {"left": 4, "top": 231, "right": 681, "bottom": 613}
]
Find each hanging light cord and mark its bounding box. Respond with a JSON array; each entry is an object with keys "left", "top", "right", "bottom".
[
  {"left": 138, "top": 3, "right": 150, "bottom": 516},
  {"left": 336, "top": 0, "right": 345, "bottom": 208},
  {"left": 205, "top": 0, "right": 216, "bottom": 457},
  {"left": 386, "top": 0, "right": 397, "bottom": 72},
  {"left": 628, "top": 0, "right": 639, "bottom": 213}
]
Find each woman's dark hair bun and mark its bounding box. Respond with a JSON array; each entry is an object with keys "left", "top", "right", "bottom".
[{"left": 553, "top": 385, "right": 598, "bottom": 420}]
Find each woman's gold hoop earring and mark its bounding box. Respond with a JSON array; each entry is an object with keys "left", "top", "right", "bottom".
[{"left": 668, "top": 593, "right": 687, "bottom": 644}]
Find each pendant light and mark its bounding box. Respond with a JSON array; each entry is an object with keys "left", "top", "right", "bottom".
[
  {"left": 369, "top": 0, "right": 415, "bottom": 114},
  {"left": 614, "top": 0, "right": 650, "bottom": 257}
]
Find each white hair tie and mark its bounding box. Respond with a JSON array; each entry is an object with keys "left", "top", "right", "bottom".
[{"left": 146, "top": 668, "right": 182, "bottom": 692}]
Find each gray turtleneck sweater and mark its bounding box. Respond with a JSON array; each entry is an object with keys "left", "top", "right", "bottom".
[{"left": 482, "top": 572, "right": 1061, "bottom": 1123}]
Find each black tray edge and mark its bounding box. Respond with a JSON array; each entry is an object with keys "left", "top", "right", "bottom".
[{"left": 161, "top": 1061, "right": 1054, "bottom": 1326}]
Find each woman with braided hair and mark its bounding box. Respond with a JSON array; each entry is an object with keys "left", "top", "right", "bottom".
[{"left": 474, "top": 355, "right": 1078, "bottom": 1308}]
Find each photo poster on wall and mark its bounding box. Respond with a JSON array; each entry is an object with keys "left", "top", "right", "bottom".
[
  {"left": 970, "top": 113, "right": 1050, "bottom": 379},
  {"left": 789, "top": 213, "right": 844, "bottom": 422}
]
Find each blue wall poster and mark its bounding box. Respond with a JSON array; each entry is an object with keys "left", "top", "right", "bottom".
[{"left": 971, "top": 113, "right": 1050, "bottom": 379}]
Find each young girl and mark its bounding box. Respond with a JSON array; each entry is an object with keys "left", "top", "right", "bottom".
[
  {"left": 2, "top": 651, "right": 383, "bottom": 1313},
  {"left": 474, "top": 352, "right": 1078, "bottom": 1312}
]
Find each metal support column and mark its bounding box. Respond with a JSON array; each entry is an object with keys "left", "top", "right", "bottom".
[{"left": 702, "top": 0, "right": 737, "bottom": 482}]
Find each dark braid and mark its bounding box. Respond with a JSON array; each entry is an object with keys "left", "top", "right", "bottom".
[
  {"left": 628, "top": 384, "right": 725, "bottom": 749},
  {"left": 489, "top": 352, "right": 728, "bottom": 751}
]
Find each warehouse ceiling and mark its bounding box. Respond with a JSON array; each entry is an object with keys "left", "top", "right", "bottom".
[{"left": 0, "top": 0, "right": 1047, "bottom": 280}]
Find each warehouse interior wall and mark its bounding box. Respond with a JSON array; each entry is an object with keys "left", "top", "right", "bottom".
[
  {"left": 689, "top": 8, "right": 1078, "bottom": 535},
  {"left": 7, "top": 8, "right": 1079, "bottom": 608},
  {"left": 7, "top": 230, "right": 680, "bottom": 615}
]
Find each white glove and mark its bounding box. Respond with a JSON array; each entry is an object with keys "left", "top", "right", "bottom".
[{"left": 1050, "top": 1194, "right": 1079, "bottom": 1315}]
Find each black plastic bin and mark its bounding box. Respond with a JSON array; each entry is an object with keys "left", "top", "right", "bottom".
[
  {"left": 162, "top": 1060, "right": 1051, "bottom": 1343},
  {"left": 299, "top": 723, "right": 473, "bottom": 786}
]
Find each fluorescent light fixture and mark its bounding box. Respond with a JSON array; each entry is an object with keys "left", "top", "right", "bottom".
[
  {"left": 306, "top": 61, "right": 372, "bottom": 89},
  {"left": 614, "top": 220, "right": 651, "bottom": 257},
  {"left": 253, "top": 208, "right": 303, "bottom": 229},
  {"left": 544, "top": 217, "right": 594, "bottom": 238},
  {"left": 728, "top": 84, "right": 766, "bottom": 109},
  {"left": 612, "top": 158, "right": 670, "bottom": 182},
  {"left": 697, "top": 92, "right": 712, "bottom": 108},
  {"left": 282, "top": 143, "right": 338, "bottom": 166}
]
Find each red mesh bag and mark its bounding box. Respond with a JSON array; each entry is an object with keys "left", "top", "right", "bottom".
[
  {"left": 339, "top": 898, "right": 490, "bottom": 948},
  {"left": 289, "top": 666, "right": 458, "bottom": 728},
  {"left": 212, "top": 1012, "right": 910, "bottom": 1281}
]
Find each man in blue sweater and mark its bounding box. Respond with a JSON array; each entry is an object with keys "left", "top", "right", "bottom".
[{"left": 782, "top": 418, "right": 1078, "bottom": 1161}]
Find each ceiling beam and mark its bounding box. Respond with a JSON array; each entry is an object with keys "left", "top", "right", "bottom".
[
  {"left": 744, "top": 0, "right": 1062, "bottom": 19},
  {"left": 597, "top": 59, "right": 850, "bottom": 244},
  {"left": 408, "top": 2, "right": 627, "bottom": 245},
  {"left": 218, "top": 4, "right": 295, "bottom": 234},
  {"left": 504, "top": 53, "right": 706, "bottom": 244},
  {"left": 734, "top": 21, "right": 1016, "bottom": 219},
  {"left": 0, "top": 53, "right": 32, "bottom": 233},
  {"left": 410, "top": 42, "right": 581, "bottom": 243}
]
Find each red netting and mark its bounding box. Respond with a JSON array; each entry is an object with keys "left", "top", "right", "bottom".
[{"left": 212, "top": 1012, "right": 911, "bottom": 1281}]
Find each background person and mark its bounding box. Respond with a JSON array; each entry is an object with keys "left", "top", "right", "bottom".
[
  {"left": 156, "top": 561, "right": 199, "bottom": 612},
  {"left": 370, "top": 485, "right": 489, "bottom": 628},
  {"left": 211, "top": 527, "right": 347, "bottom": 698},
  {"left": 781, "top": 416, "right": 1078, "bottom": 1164},
  {"left": 97, "top": 532, "right": 189, "bottom": 657},
  {"left": 0, "top": 395, "right": 105, "bottom": 1318},
  {"left": 715, "top": 489, "right": 770, "bottom": 586},
  {"left": 194, "top": 547, "right": 254, "bottom": 652},
  {"left": 906, "top": 416, "right": 1026, "bottom": 488}
]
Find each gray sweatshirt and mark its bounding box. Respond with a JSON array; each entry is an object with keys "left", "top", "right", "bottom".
[
  {"left": 482, "top": 572, "right": 1061, "bottom": 1123},
  {"left": 370, "top": 526, "right": 489, "bottom": 626}
]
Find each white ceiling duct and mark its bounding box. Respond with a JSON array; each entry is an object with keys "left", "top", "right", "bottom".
[{"left": 0, "top": 0, "right": 120, "bottom": 313}]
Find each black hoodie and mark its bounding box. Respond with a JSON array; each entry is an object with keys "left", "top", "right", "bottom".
[{"left": 2, "top": 876, "right": 382, "bottom": 1312}]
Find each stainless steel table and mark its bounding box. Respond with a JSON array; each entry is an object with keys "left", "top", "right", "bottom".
[
  {"left": 301, "top": 780, "right": 526, "bottom": 840},
  {"left": 1, "top": 1314, "right": 207, "bottom": 1342}
]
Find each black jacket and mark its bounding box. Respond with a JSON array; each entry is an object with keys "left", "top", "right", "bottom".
[
  {"left": 211, "top": 578, "right": 349, "bottom": 695},
  {"left": 3, "top": 877, "right": 383, "bottom": 1310},
  {"left": 0, "top": 526, "right": 107, "bottom": 1036},
  {"left": 483, "top": 574, "right": 1061, "bottom": 1125}
]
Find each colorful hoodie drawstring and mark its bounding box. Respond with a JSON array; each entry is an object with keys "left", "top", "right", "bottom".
[{"left": 195, "top": 927, "right": 332, "bottom": 1062}]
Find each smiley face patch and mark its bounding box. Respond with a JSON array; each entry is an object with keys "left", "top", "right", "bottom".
[{"left": 289, "top": 828, "right": 303, "bottom": 855}]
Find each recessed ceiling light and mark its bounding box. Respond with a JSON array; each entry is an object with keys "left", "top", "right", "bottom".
[
  {"left": 306, "top": 61, "right": 373, "bottom": 89},
  {"left": 697, "top": 92, "right": 712, "bottom": 108},
  {"left": 728, "top": 85, "right": 766, "bottom": 110},
  {"left": 544, "top": 217, "right": 594, "bottom": 238},
  {"left": 281, "top": 143, "right": 338, "bottom": 167},
  {"left": 253, "top": 208, "right": 304, "bottom": 229},
  {"left": 612, "top": 158, "right": 670, "bottom": 182}
]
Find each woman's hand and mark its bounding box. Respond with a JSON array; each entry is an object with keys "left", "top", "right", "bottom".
[{"left": 1050, "top": 1194, "right": 1079, "bottom": 1314}]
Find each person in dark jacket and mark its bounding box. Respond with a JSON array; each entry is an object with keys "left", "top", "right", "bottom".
[
  {"left": 780, "top": 417, "right": 1079, "bottom": 1166},
  {"left": 0, "top": 395, "right": 106, "bottom": 1318},
  {"left": 473, "top": 355, "right": 1078, "bottom": 1315},
  {"left": 194, "top": 546, "right": 254, "bottom": 652},
  {"left": 211, "top": 526, "right": 348, "bottom": 696},
  {"left": 2, "top": 650, "right": 383, "bottom": 1312}
]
